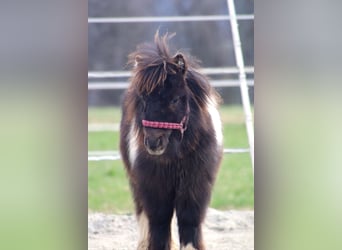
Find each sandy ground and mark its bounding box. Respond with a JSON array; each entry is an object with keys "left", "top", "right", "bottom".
[{"left": 88, "top": 208, "right": 254, "bottom": 250}]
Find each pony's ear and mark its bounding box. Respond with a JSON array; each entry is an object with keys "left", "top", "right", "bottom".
[
  {"left": 173, "top": 54, "right": 187, "bottom": 75},
  {"left": 134, "top": 55, "right": 140, "bottom": 67}
]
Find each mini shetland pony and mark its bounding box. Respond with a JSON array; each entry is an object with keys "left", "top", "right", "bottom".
[{"left": 120, "top": 32, "right": 223, "bottom": 250}]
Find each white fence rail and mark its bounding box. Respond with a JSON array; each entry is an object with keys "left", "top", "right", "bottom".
[
  {"left": 88, "top": 15, "right": 254, "bottom": 24},
  {"left": 88, "top": 149, "right": 250, "bottom": 162},
  {"left": 88, "top": 67, "right": 255, "bottom": 89},
  {"left": 88, "top": 67, "right": 254, "bottom": 78},
  {"left": 88, "top": 80, "right": 254, "bottom": 90}
]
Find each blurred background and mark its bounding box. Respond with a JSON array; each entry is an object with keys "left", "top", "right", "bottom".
[
  {"left": 88, "top": 0, "right": 254, "bottom": 213},
  {"left": 88, "top": 0, "right": 254, "bottom": 106}
]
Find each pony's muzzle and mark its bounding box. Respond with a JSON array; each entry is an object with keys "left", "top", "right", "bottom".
[{"left": 143, "top": 128, "right": 171, "bottom": 155}]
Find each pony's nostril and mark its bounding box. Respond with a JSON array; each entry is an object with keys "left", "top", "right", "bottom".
[{"left": 156, "top": 137, "right": 162, "bottom": 147}]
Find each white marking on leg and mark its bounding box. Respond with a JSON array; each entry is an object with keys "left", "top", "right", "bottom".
[
  {"left": 128, "top": 118, "right": 139, "bottom": 166},
  {"left": 181, "top": 243, "right": 197, "bottom": 250},
  {"left": 170, "top": 212, "right": 178, "bottom": 250},
  {"left": 137, "top": 211, "right": 150, "bottom": 250},
  {"left": 206, "top": 98, "right": 223, "bottom": 146}
]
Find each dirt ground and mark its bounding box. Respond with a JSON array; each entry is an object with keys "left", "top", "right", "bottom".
[{"left": 88, "top": 208, "right": 254, "bottom": 250}]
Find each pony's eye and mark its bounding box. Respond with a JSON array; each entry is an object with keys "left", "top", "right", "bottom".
[
  {"left": 140, "top": 96, "right": 147, "bottom": 111},
  {"left": 170, "top": 96, "right": 180, "bottom": 104}
]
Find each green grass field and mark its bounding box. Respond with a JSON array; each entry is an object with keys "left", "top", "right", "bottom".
[{"left": 88, "top": 106, "right": 254, "bottom": 213}]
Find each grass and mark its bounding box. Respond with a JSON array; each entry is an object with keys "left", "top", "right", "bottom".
[{"left": 88, "top": 105, "right": 254, "bottom": 213}]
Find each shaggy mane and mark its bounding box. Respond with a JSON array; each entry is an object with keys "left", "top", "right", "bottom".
[
  {"left": 127, "top": 31, "right": 221, "bottom": 112},
  {"left": 128, "top": 32, "right": 183, "bottom": 95}
]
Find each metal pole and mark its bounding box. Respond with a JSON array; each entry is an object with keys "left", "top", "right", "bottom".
[{"left": 226, "top": 0, "right": 254, "bottom": 173}]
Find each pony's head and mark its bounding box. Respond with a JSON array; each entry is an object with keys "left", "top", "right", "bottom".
[{"left": 129, "top": 32, "right": 190, "bottom": 156}]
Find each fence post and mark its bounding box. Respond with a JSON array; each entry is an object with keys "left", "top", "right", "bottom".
[{"left": 226, "top": 0, "right": 254, "bottom": 174}]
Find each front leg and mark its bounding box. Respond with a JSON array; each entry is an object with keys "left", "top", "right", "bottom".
[
  {"left": 138, "top": 183, "right": 175, "bottom": 250},
  {"left": 148, "top": 210, "right": 174, "bottom": 250},
  {"left": 175, "top": 196, "right": 208, "bottom": 250}
]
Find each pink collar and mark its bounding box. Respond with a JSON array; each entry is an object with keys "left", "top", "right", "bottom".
[{"left": 142, "top": 115, "right": 188, "bottom": 134}]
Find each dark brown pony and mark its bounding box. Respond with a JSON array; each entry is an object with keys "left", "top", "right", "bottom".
[{"left": 120, "top": 32, "right": 223, "bottom": 250}]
